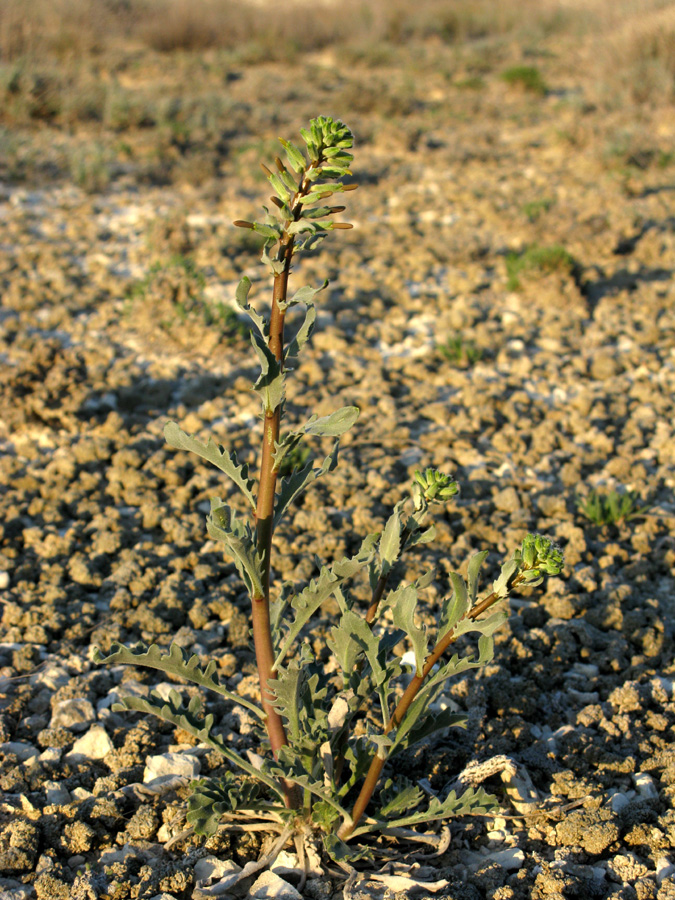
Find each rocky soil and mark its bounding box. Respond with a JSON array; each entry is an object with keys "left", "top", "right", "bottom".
[{"left": 1, "top": 27, "right": 675, "bottom": 900}]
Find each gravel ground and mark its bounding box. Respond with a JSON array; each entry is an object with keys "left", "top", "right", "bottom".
[{"left": 1, "top": 33, "right": 675, "bottom": 900}]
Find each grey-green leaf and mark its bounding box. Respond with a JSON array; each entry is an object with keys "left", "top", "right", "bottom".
[
  {"left": 273, "top": 536, "right": 377, "bottom": 670},
  {"left": 164, "top": 421, "right": 256, "bottom": 510},
  {"left": 379, "top": 504, "right": 403, "bottom": 578},
  {"left": 207, "top": 500, "right": 264, "bottom": 597},
  {"left": 274, "top": 443, "right": 339, "bottom": 528},
  {"left": 93, "top": 641, "right": 265, "bottom": 719},
  {"left": 390, "top": 584, "right": 427, "bottom": 676}
]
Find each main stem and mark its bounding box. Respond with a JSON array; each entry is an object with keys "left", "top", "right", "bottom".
[
  {"left": 253, "top": 243, "right": 297, "bottom": 805},
  {"left": 338, "top": 578, "right": 523, "bottom": 839}
]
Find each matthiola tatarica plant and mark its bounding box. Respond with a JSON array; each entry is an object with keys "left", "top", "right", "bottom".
[{"left": 94, "top": 117, "right": 563, "bottom": 873}]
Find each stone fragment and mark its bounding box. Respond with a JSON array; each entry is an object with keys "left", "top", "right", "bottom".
[
  {"left": 249, "top": 871, "right": 303, "bottom": 900},
  {"left": 67, "top": 725, "right": 114, "bottom": 760},
  {"left": 0, "top": 742, "right": 38, "bottom": 762},
  {"left": 143, "top": 752, "right": 201, "bottom": 782},
  {"left": 50, "top": 698, "right": 96, "bottom": 732}
]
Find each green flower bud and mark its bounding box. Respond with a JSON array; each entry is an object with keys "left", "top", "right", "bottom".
[
  {"left": 412, "top": 469, "right": 459, "bottom": 509},
  {"left": 518, "top": 533, "right": 564, "bottom": 577}
]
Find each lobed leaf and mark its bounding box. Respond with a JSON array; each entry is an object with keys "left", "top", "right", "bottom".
[
  {"left": 164, "top": 421, "right": 256, "bottom": 510},
  {"left": 93, "top": 641, "right": 265, "bottom": 719},
  {"left": 273, "top": 442, "right": 339, "bottom": 528},
  {"left": 273, "top": 535, "right": 377, "bottom": 670},
  {"left": 110, "top": 689, "right": 285, "bottom": 801}
]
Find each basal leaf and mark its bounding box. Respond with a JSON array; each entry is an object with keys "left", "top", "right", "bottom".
[
  {"left": 111, "top": 690, "right": 284, "bottom": 800},
  {"left": 93, "top": 641, "right": 265, "bottom": 719},
  {"left": 164, "top": 422, "right": 256, "bottom": 510}
]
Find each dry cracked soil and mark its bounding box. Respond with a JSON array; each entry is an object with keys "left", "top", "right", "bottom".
[{"left": 0, "top": 16, "right": 675, "bottom": 900}]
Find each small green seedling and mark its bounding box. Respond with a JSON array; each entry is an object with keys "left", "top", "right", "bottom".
[
  {"left": 505, "top": 243, "right": 577, "bottom": 290},
  {"left": 577, "top": 488, "right": 650, "bottom": 527},
  {"left": 501, "top": 65, "right": 548, "bottom": 95},
  {"left": 439, "top": 335, "right": 483, "bottom": 366},
  {"left": 95, "top": 117, "right": 563, "bottom": 874}
]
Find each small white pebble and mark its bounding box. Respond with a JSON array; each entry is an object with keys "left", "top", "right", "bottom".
[
  {"left": 609, "top": 790, "right": 635, "bottom": 813},
  {"left": 657, "top": 858, "right": 675, "bottom": 885},
  {"left": 143, "top": 751, "right": 201, "bottom": 782},
  {"left": 249, "top": 871, "right": 303, "bottom": 900},
  {"left": 491, "top": 848, "right": 525, "bottom": 871},
  {"left": 634, "top": 772, "right": 658, "bottom": 800},
  {"left": 0, "top": 571, "right": 10, "bottom": 589}
]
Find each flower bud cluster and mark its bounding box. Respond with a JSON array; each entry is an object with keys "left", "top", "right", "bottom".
[
  {"left": 412, "top": 469, "right": 459, "bottom": 510},
  {"left": 517, "top": 533, "right": 564, "bottom": 581}
]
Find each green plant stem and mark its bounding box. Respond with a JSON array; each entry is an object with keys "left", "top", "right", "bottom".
[{"left": 337, "top": 576, "right": 524, "bottom": 839}]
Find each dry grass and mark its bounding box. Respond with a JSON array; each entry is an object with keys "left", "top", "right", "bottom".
[{"left": 2, "top": 0, "right": 674, "bottom": 64}]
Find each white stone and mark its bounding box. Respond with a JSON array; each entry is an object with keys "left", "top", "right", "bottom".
[
  {"left": 67, "top": 725, "right": 114, "bottom": 761},
  {"left": 194, "top": 856, "right": 241, "bottom": 887},
  {"left": 634, "top": 772, "right": 658, "bottom": 800},
  {"left": 50, "top": 698, "right": 96, "bottom": 732},
  {"left": 249, "top": 871, "right": 303, "bottom": 900},
  {"left": 609, "top": 790, "right": 635, "bottom": 813},
  {"left": 43, "top": 781, "right": 72, "bottom": 805},
  {"left": 39, "top": 747, "right": 62, "bottom": 764},
  {"left": 143, "top": 752, "right": 201, "bottom": 783},
  {"left": 0, "top": 571, "right": 10, "bottom": 590},
  {"left": 656, "top": 858, "right": 675, "bottom": 885},
  {"left": 491, "top": 848, "right": 525, "bottom": 871}
]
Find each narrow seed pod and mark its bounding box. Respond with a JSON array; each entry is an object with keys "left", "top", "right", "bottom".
[
  {"left": 233, "top": 220, "right": 255, "bottom": 229},
  {"left": 341, "top": 183, "right": 358, "bottom": 191},
  {"left": 270, "top": 197, "right": 284, "bottom": 209},
  {"left": 275, "top": 157, "right": 286, "bottom": 173},
  {"left": 329, "top": 206, "right": 346, "bottom": 213},
  {"left": 261, "top": 163, "right": 273, "bottom": 177},
  {"left": 332, "top": 223, "right": 353, "bottom": 229}
]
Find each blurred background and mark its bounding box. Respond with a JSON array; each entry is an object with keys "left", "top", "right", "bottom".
[{"left": 0, "top": 0, "right": 673, "bottom": 193}]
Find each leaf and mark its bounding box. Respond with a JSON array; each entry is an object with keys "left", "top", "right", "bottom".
[
  {"left": 269, "top": 658, "right": 308, "bottom": 742},
  {"left": 92, "top": 641, "right": 265, "bottom": 719},
  {"left": 273, "top": 536, "right": 377, "bottom": 670},
  {"left": 404, "top": 523, "right": 436, "bottom": 550},
  {"left": 376, "top": 777, "right": 425, "bottom": 820},
  {"left": 187, "top": 774, "right": 263, "bottom": 836},
  {"left": 437, "top": 573, "right": 469, "bottom": 642},
  {"left": 273, "top": 442, "right": 339, "bottom": 528},
  {"left": 379, "top": 504, "right": 403, "bottom": 578},
  {"left": 234, "top": 276, "right": 267, "bottom": 340},
  {"left": 273, "top": 406, "right": 359, "bottom": 472},
  {"left": 328, "top": 610, "right": 387, "bottom": 686},
  {"left": 110, "top": 689, "right": 285, "bottom": 801},
  {"left": 249, "top": 331, "right": 285, "bottom": 413},
  {"left": 467, "top": 550, "right": 489, "bottom": 603},
  {"left": 389, "top": 584, "right": 427, "bottom": 676},
  {"left": 492, "top": 558, "right": 519, "bottom": 598},
  {"left": 390, "top": 707, "right": 467, "bottom": 757},
  {"left": 304, "top": 406, "right": 360, "bottom": 437},
  {"left": 284, "top": 302, "right": 317, "bottom": 361},
  {"left": 261, "top": 240, "right": 285, "bottom": 276},
  {"left": 323, "top": 833, "right": 374, "bottom": 863},
  {"left": 454, "top": 609, "right": 507, "bottom": 640},
  {"left": 207, "top": 500, "right": 264, "bottom": 597},
  {"left": 351, "top": 786, "right": 497, "bottom": 837},
  {"left": 164, "top": 422, "right": 256, "bottom": 510}
]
